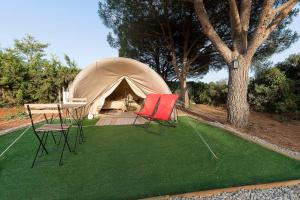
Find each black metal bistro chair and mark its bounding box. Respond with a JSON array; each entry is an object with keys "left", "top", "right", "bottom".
[{"left": 25, "top": 104, "right": 71, "bottom": 167}]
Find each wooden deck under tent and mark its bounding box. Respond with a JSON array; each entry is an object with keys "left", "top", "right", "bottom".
[{"left": 96, "top": 110, "right": 147, "bottom": 126}]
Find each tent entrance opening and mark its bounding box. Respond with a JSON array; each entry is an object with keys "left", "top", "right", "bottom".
[{"left": 101, "top": 79, "right": 144, "bottom": 112}]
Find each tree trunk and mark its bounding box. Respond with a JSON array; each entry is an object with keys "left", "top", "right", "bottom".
[
  {"left": 180, "top": 79, "right": 189, "bottom": 108},
  {"left": 227, "top": 57, "right": 250, "bottom": 127}
]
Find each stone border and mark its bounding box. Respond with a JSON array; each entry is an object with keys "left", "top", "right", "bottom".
[
  {"left": 181, "top": 108, "right": 300, "bottom": 161},
  {"left": 173, "top": 179, "right": 300, "bottom": 199},
  {"left": 141, "top": 180, "right": 300, "bottom": 200}
]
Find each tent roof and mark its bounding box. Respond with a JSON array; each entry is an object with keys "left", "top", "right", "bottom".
[{"left": 69, "top": 57, "right": 171, "bottom": 110}]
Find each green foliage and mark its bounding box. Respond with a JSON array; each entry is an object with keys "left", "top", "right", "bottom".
[
  {"left": 276, "top": 53, "right": 300, "bottom": 96},
  {"left": 170, "top": 52, "right": 300, "bottom": 119},
  {"left": 190, "top": 81, "right": 227, "bottom": 106},
  {"left": 167, "top": 80, "right": 228, "bottom": 106},
  {"left": 168, "top": 52, "right": 300, "bottom": 119},
  {"left": 249, "top": 66, "right": 299, "bottom": 118},
  {"left": 0, "top": 35, "right": 80, "bottom": 106},
  {"left": 276, "top": 53, "right": 300, "bottom": 118}
]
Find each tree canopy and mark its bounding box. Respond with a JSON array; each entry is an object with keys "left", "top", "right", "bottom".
[
  {"left": 99, "top": 0, "right": 298, "bottom": 77},
  {"left": 98, "top": 0, "right": 298, "bottom": 108},
  {"left": 0, "top": 35, "right": 80, "bottom": 106}
]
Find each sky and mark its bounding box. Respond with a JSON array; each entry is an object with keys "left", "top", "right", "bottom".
[
  {"left": 1, "top": 1, "right": 300, "bottom": 83},
  {"left": 0, "top": 0, "right": 118, "bottom": 66}
]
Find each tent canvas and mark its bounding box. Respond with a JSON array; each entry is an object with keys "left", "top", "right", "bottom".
[{"left": 68, "top": 57, "right": 171, "bottom": 115}]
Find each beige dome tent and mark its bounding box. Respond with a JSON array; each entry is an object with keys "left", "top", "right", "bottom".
[{"left": 68, "top": 57, "right": 171, "bottom": 115}]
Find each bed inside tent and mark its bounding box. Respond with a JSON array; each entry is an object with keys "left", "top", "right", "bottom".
[{"left": 101, "top": 78, "right": 144, "bottom": 113}]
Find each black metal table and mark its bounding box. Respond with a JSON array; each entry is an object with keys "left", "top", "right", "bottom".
[{"left": 62, "top": 102, "right": 87, "bottom": 152}]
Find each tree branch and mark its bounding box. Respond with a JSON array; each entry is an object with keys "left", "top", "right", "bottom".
[
  {"left": 194, "top": 0, "right": 233, "bottom": 64},
  {"left": 186, "top": 37, "right": 201, "bottom": 57},
  {"left": 240, "top": 0, "right": 252, "bottom": 52},
  {"left": 247, "top": 0, "right": 298, "bottom": 59},
  {"left": 165, "top": 21, "right": 181, "bottom": 80},
  {"left": 229, "top": 0, "right": 242, "bottom": 52},
  {"left": 229, "top": 0, "right": 242, "bottom": 36},
  {"left": 240, "top": 0, "right": 252, "bottom": 32},
  {"left": 189, "top": 62, "right": 209, "bottom": 74},
  {"left": 267, "top": 0, "right": 298, "bottom": 33},
  {"left": 189, "top": 52, "right": 202, "bottom": 64},
  {"left": 247, "top": 0, "right": 275, "bottom": 58},
  {"left": 274, "top": 0, "right": 297, "bottom": 13},
  {"left": 183, "top": 16, "right": 191, "bottom": 76}
]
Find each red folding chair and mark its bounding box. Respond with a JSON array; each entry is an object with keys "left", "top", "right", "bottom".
[
  {"left": 133, "top": 93, "right": 161, "bottom": 125},
  {"left": 147, "top": 94, "right": 179, "bottom": 127}
]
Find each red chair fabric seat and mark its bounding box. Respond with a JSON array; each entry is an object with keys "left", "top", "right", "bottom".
[
  {"left": 149, "top": 94, "right": 179, "bottom": 121},
  {"left": 135, "top": 94, "right": 161, "bottom": 117}
]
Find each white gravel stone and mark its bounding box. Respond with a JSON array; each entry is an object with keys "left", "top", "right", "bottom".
[{"left": 172, "top": 184, "right": 300, "bottom": 200}]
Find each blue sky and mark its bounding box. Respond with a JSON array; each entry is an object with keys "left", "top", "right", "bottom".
[
  {"left": 0, "top": 0, "right": 118, "bottom": 66},
  {"left": 1, "top": 0, "right": 299, "bottom": 82}
]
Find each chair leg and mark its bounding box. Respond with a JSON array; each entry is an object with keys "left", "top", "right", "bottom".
[
  {"left": 65, "top": 129, "right": 71, "bottom": 152},
  {"left": 133, "top": 115, "right": 139, "bottom": 125},
  {"left": 78, "top": 109, "right": 85, "bottom": 142},
  {"left": 57, "top": 132, "right": 62, "bottom": 145},
  {"left": 79, "top": 122, "right": 85, "bottom": 142},
  {"left": 165, "top": 120, "right": 176, "bottom": 127},
  {"left": 73, "top": 128, "right": 80, "bottom": 153},
  {"left": 39, "top": 132, "right": 49, "bottom": 157},
  {"left": 59, "top": 135, "right": 67, "bottom": 166},
  {"left": 31, "top": 132, "right": 48, "bottom": 168},
  {"left": 34, "top": 132, "right": 48, "bottom": 154},
  {"left": 145, "top": 118, "right": 152, "bottom": 129},
  {"left": 59, "top": 129, "right": 71, "bottom": 165},
  {"left": 51, "top": 132, "right": 57, "bottom": 144},
  {"left": 78, "top": 124, "right": 83, "bottom": 144},
  {"left": 31, "top": 146, "right": 40, "bottom": 168}
]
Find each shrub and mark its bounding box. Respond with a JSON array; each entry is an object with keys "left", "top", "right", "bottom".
[
  {"left": 248, "top": 67, "right": 298, "bottom": 118},
  {"left": 190, "top": 81, "right": 227, "bottom": 106}
]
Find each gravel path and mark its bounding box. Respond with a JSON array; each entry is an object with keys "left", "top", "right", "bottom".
[{"left": 173, "top": 184, "right": 300, "bottom": 200}]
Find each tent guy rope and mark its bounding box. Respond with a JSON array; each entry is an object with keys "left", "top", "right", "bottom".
[
  {"left": 0, "top": 126, "right": 30, "bottom": 158},
  {"left": 188, "top": 120, "right": 219, "bottom": 160}
]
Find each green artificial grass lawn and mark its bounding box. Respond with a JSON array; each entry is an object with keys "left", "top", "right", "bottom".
[{"left": 0, "top": 117, "right": 299, "bottom": 200}]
